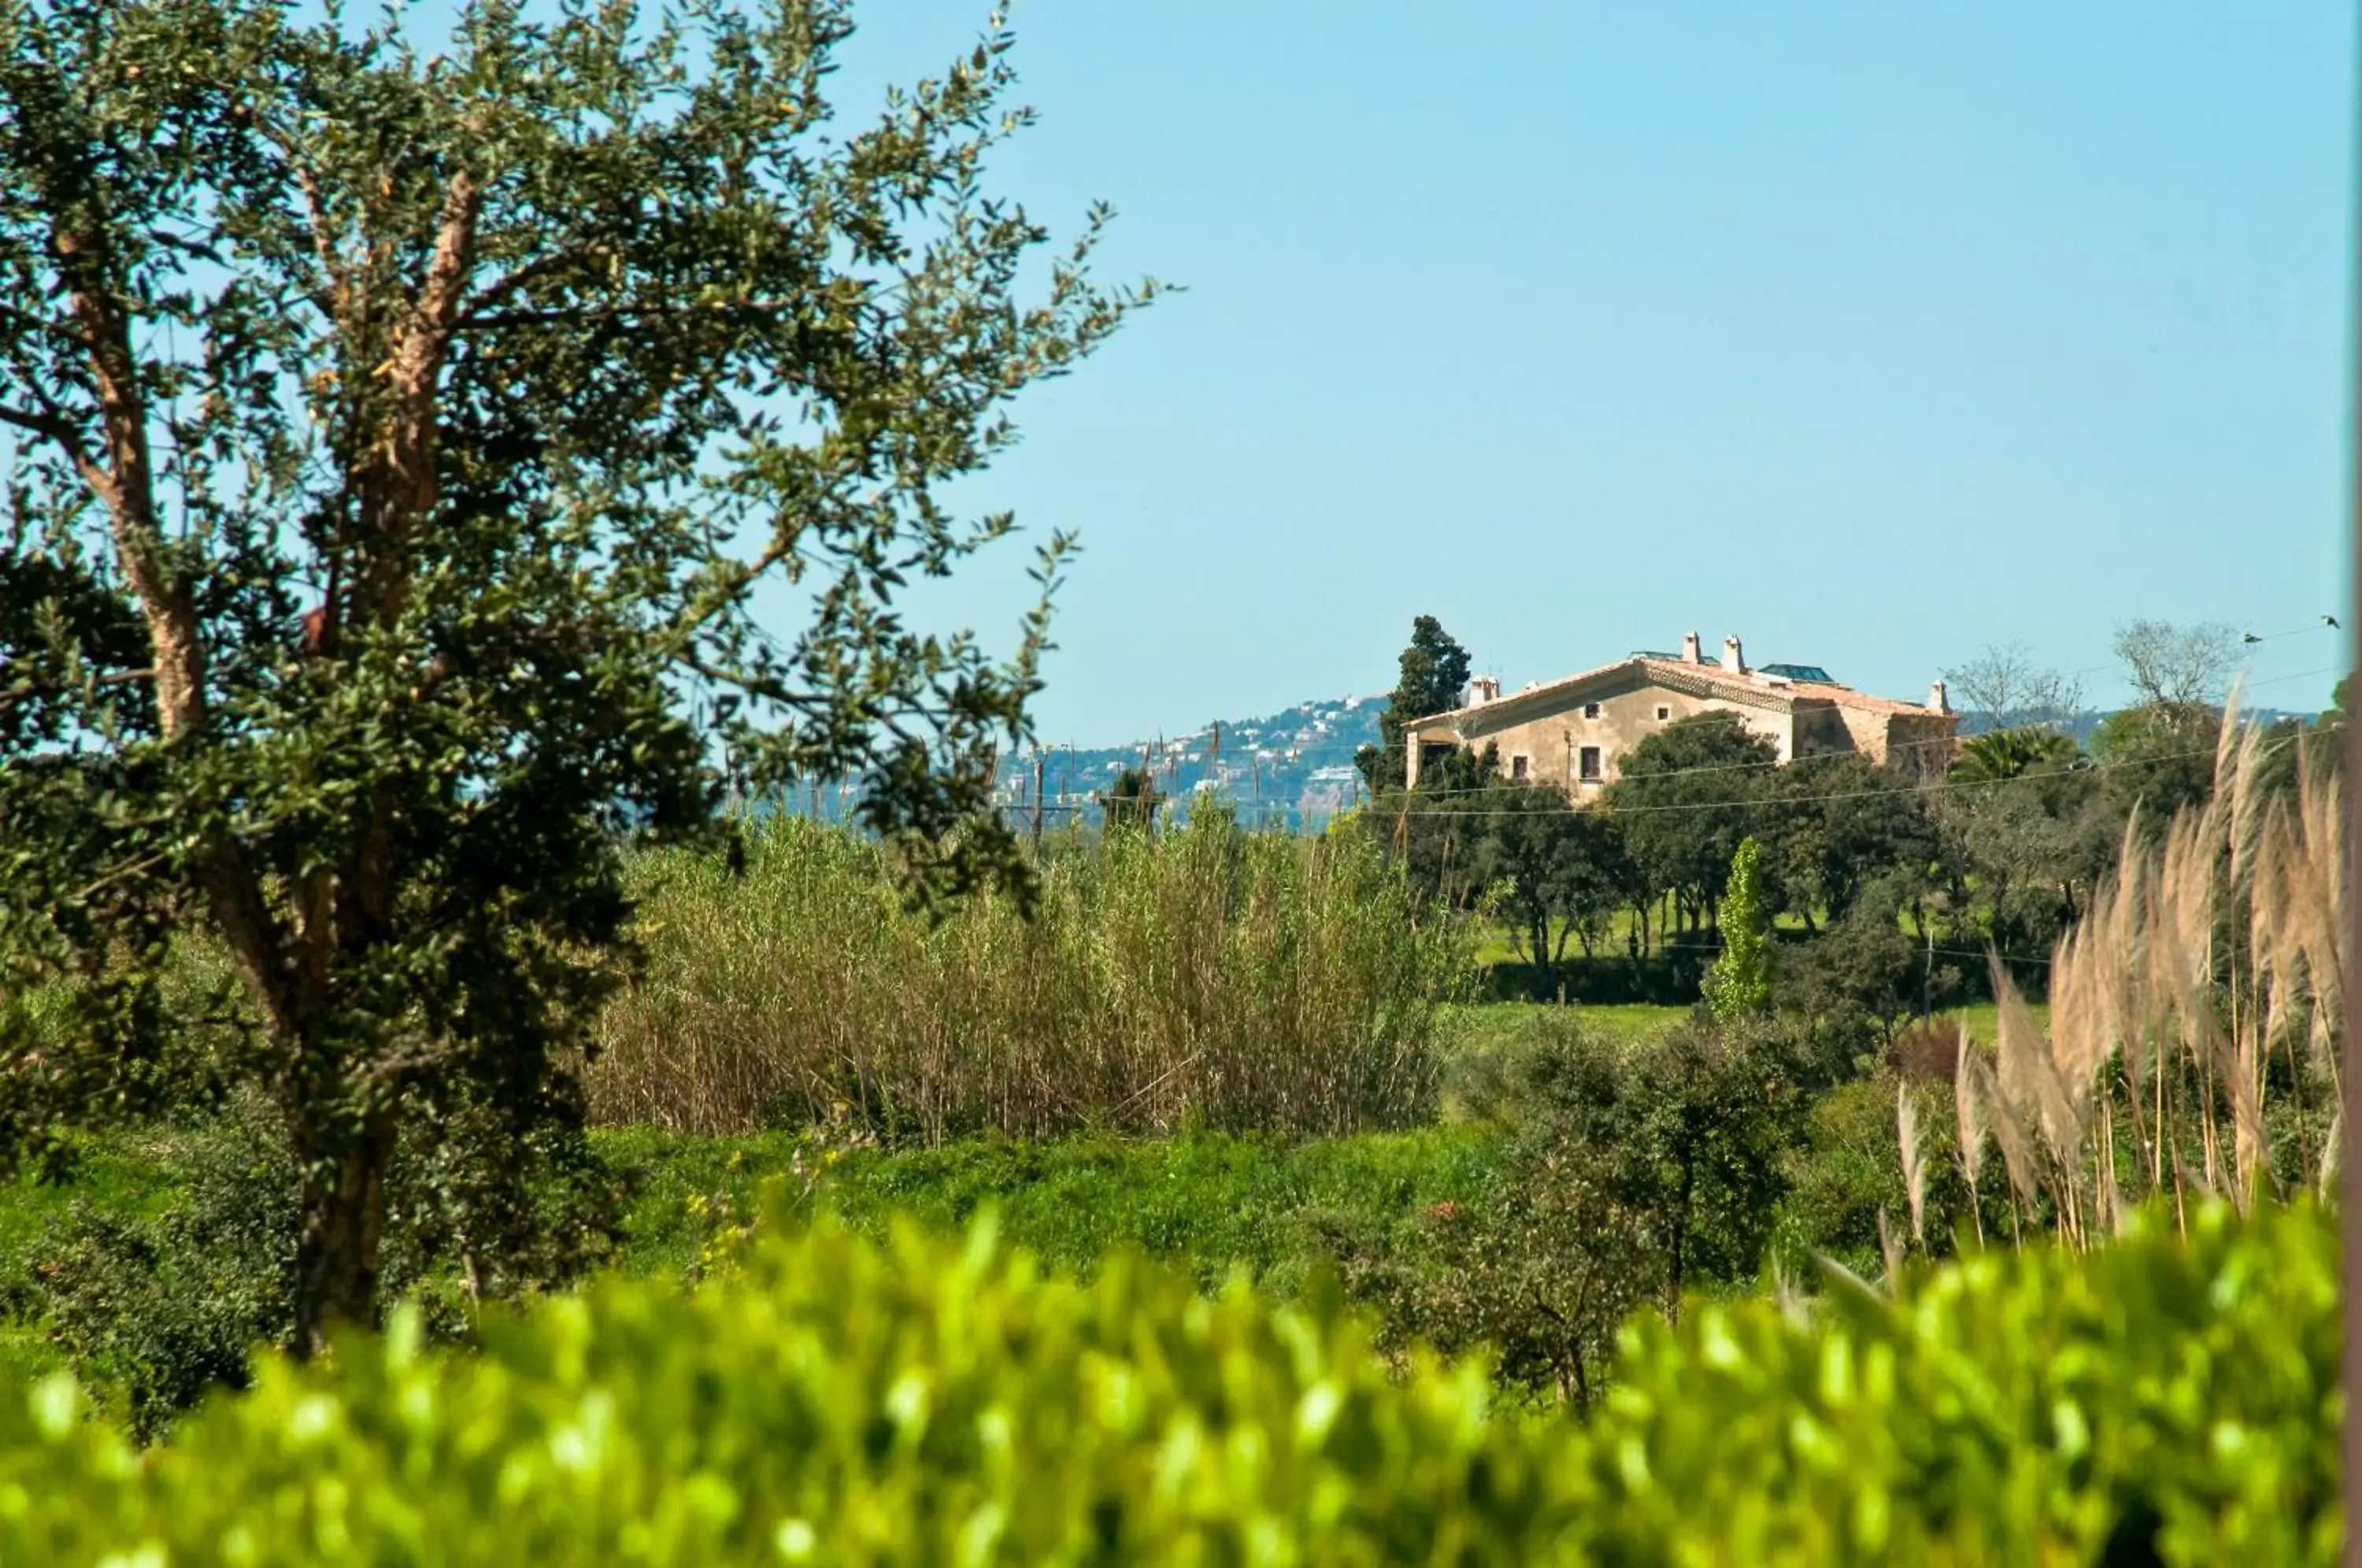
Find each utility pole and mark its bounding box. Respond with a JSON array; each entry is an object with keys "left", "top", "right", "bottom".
[
  {"left": 1031, "top": 751, "right": 1045, "bottom": 851},
  {"left": 1922, "top": 922, "right": 1934, "bottom": 1023}
]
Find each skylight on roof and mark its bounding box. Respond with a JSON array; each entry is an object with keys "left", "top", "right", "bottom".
[{"left": 1758, "top": 663, "right": 1836, "bottom": 685}]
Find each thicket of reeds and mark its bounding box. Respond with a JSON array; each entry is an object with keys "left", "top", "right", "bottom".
[
  {"left": 1908, "top": 708, "right": 2345, "bottom": 1248},
  {"left": 588, "top": 810, "right": 1476, "bottom": 1141}
]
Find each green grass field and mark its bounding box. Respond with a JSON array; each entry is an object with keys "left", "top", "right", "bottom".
[
  {"left": 1442, "top": 997, "right": 2047, "bottom": 1064},
  {"left": 0, "top": 1122, "right": 1508, "bottom": 1385},
  {"left": 0, "top": 990, "right": 2049, "bottom": 1391},
  {"left": 599, "top": 1122, "right": 1501, "bottom": 1290}
]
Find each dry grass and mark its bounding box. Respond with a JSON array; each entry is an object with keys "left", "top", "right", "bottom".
[
  {"left": 587, "top": 812, "right": 1478, "bottom": 1142},
  {"left": 1934, "top": 704, "right": 2343, "bottom": 1244}
]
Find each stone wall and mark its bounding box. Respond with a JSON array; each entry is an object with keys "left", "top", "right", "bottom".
[{"left": 1405, "top": 674, "right": 1794, "bottom": 796}]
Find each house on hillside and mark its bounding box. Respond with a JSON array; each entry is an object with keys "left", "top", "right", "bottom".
[{"left": 1401, "top": 631, "right": 1957, "bottom": 796}]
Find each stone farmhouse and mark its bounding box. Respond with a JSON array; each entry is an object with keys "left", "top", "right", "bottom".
[{"left": 1401, "top": 631, "right": 1958, "bottom": 797}]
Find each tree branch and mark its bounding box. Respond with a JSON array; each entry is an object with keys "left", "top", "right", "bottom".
[
  {"left": 456, "top": 295, "right": 810, "bottom": 331},
  {"left": 0, "top": 401, "right": 81, "bottom": 449},
  {"left": 252, "top": 114, "right": 348, "bottom": 312},
  {"left": 454, "top": 242, "right": 617, "bottom": 321}
]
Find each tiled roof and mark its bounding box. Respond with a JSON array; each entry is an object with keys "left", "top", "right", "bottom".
[
  {"left": 1645, "top": 660, "right": 1945, "bottom": 718},
  {"left": 1405, "top": 656, "right": 1944, "bottom": 730}
]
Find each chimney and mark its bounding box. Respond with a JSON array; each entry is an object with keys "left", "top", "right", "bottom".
[
  {"left": 1927, "top": 679, "right": 1950, "bottom": 716},
  {"left": 1466, "top": 674, "right": 1501, "bottom": 706},
  {"left": 1680, "top": 630, "right": 1702, "bottom": 664},
  {"left": 1720, "top": 634, "right": 1746, "bottom": 675}
]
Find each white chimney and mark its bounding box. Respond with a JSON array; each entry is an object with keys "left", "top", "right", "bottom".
[
  {"left": 1466, "top": 674, "right": 1501, "bottom": 706},
  {"left": 1927, "top": 679, "right": 1950, "bottom": 715},
  {"left": 1680, "top": 630, "right": 1702, "bottom": 664},
  {"left": 1720, "top": 634, "right": 1746, "bottom": 675}
]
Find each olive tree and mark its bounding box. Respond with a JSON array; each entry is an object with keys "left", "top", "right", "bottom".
[{"left": 0, "top": 0, "right": 1155, "bottom": 1348}]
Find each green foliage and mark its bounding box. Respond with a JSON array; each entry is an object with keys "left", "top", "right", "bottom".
[
  {"left": 1320, "top": 1127, "right": 1653, "bottom": 1414},
  {"left": 2089, "top": 703, "right": 2220, "bottom": 827},
  {"left": 1326, "top": 1014, "right": 1802, "bottom": 1407},
  {"left": 1753, "top": 754, "right": 1939, "bottom": 926},
  {"left": 1702, "top": 836, "right": 1773, "bottom": 1019},
  {"left": 1468, "top": 782, "right": 1636, "bottom": 972},
  {"left": 600, "top": 1126, "right": 1501, "bottom": 1301},
  {"left": 36, "top": 1105, "right": 294, "bottom": 1440},
  {"left": 1589, "top": 1200, "right": 2338, "bottom": 1565},
  {"left": 1951, "top": 727, "right": 2083, "bottom": 784},
  {"left": 1604, "top": 712, "right": 1779, "bottom": 932},
  {"left": 593, "top": 812, "right": 1475, "bottom": 1141},
  {"left": 1774, "top": 900, "right": 1927, "bottom": 1078},
  {"left": 1, "top": 1215, "right": 1593, "bottom": 1563},
  {"left": 1515, "top": 1016, "right": 1801, "bottom": 1308},
  {"left": 1356, "top": 614, "right": 1474, "bottom": 793},
  {"left": 0, "top": 1201, "right": 2334, "bottom": 1564},
  {"left": 1772, "top": 1074, "right": 1979, "bottom": 1279},
  {"left": 0, "top": 0, "right": 1153, "bottom": 1344},
  {"left": 22, "top": 1090, "right": 623, "bottom": 1433},
  {"left": 1101, "top": 764, "right": 1164, "bottom": 831}
]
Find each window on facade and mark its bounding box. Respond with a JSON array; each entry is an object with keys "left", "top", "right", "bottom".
[
  {"left": 1583, "top": 701, "right": 1601, "bottom": 719},
  {"left": 1511, "top": 754, "right": 1530, "bottom": 780},
  {"left": 1579, "top": 745, "right": 1603, "bottom": 782},
  {"left": 1655, "top": 704, "right": 1672, "bottom": 721}
]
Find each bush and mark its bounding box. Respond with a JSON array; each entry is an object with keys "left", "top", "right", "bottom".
[
  {"left": 1586, "top": 1200, "right": 2338, "bottom": 1563},
  {"left": 1, "top": 1213, "right": 1590, "bottom": 1563},
  {"left": 1321, "top": 1012, "right": 1805, "bottom": 1409},
  {"left": 26, "top": 1093, "right": 622, "bottom": 1435},
  {"left": 34, "top": 1104, "right": 294, "bottom": 1440},
  {"left": 1499, "top": 1014, "right": 1803, "bottom": 1309},
  {"left": 0, "top": 1201, "right": 2336, "bottom": 1564},
  {"left": 1772, "top": 1074, "right": 1987, "bottom": 1280},
  {"left": 592, "top": 811, "right": 1475, "bottom": 1141}
]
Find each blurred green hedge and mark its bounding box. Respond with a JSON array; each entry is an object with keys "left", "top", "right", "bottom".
[{"left": 0, "top": 1200, "right": 2338, "bottom": 1564}]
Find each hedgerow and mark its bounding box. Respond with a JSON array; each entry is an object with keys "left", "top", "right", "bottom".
[
  {"left": 0, "top": 1201, "right": 2339, "bottom": 1564},
  {"left": 1579, "top": 1198, "right": 2338, "bottom": 1563}
]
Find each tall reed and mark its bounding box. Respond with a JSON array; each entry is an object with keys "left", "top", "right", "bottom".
[
  {"left": 588, "top": 809, "right": 1476, "bottom": 1141},
  {"left": 1936, "top": 706, "right": 2343, "bottom": 1244}
]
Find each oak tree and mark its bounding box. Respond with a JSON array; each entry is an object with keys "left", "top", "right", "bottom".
[{"left": 0, "top": 0, "right": 1154, "bottom": 1348}]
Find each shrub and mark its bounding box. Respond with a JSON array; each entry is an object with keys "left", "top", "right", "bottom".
[
  {"left": 27, "top": 1093, "right": 622, "bottom": 1435},
  {"left": 1775, "top": 1074, "right": 1985, "bottom": 1280},
  {"left": 0, "top": 1215, "right": 1590, "bottom": 1563},
  {"left": 591, "top": 811, "right": 1475, "bottom": 1141},
  {"left": 1321, "top": 1013, "right": 1804, "bottom": 1409},
  {"left": 34, "top": 1104, "right": 294, "bottom": 1440},
  {"left": 1508, "top": 1015, "right": 1803, "bottom": 1309},
  {"left": 0, "top": 1201, "right": 2336, "bottom": 1564},
  {"left": 1586, "top": 1199, "right": 2338, "bottom": 1564}
]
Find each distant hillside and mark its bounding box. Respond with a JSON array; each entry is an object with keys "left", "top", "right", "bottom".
[
  {"left": 750, "top": 692, "right": 2337, "bottom": 837},
  {"left": 988, "top": 696, "right": 2331, "bottom": 832},
  {"left": 994, "top": 694, "right": 1387, "bottom": 830}
]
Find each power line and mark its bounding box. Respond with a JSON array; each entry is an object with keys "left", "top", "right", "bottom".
[
  {"left": 982, "top": 660, "right": 2344, "bottom": 822},
  {"left": 990, "top": 723, "right": 2309, "bottom": 828},
  {"left": 1372, "top": 663, "right": 2347, "bottom": 808},
  {"left": 1364, "top": 726, "right": 2317, "bottom": 821}
]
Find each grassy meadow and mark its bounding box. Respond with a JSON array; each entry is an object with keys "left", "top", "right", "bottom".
[{"left": 0, "top": 721, "right": 2342, "bottom": 1566}]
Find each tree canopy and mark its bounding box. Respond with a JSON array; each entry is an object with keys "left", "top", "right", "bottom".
[
  {"left": 1603, "top": 712, "right": 1776, "bottom": 932},
  {"left": 0, "top": 0, "right": 1154, "bottom": 1347},
  {"left": 1356, "top": 614, "right": 1472, "bottom": 794}
]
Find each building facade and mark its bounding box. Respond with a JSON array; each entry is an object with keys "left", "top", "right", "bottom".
[{"left": 1401, "top": 631, "right": 1957, "bottom": 797}]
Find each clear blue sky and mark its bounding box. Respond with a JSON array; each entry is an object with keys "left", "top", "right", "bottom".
[{"left": 826, "top": 3, "right": 2353, "bottom": 744}]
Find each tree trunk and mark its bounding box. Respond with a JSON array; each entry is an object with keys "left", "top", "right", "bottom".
[
  {"left": 1667, "top": 1150, "right": 1697, "bottom": 1320},
  {"left": 291, "top": 1110, "right": 398, "bottom": 1358}
]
